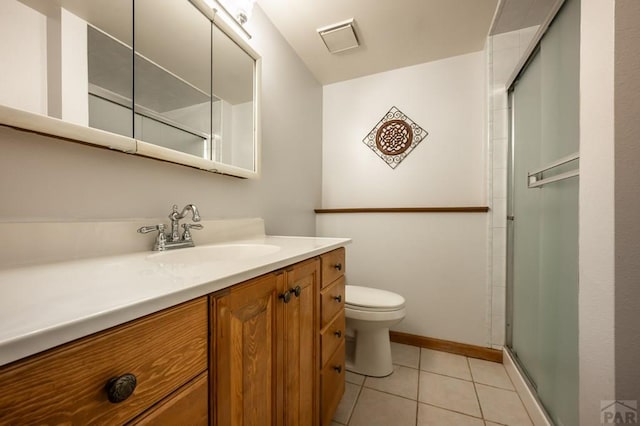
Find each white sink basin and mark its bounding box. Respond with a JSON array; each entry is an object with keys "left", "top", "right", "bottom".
[{"left": 146, "top": 243, "right": 281, "bottom": 265}]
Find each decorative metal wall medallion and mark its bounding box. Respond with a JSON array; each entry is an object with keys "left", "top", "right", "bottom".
[{"left": 363, "top": 106, "right": 428, "bottom": 169}]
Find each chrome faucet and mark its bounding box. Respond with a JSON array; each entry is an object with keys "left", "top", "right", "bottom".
[
  {"left": 138, "top": 204, "right": 203, "bottom": 251},
  {"left": 169, "top": 204, "right": 200, "bottom": 242}
]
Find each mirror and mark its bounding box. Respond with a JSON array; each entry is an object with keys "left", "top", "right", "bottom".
[
  {"left": 134, "top": 0, "right": 212, "bottom": 158},
  {"left": 0, "top": 0, "right": 260, "bottom": 178},
  {"left": 212, "top": 24, "right": 256, "bottom": 171}
]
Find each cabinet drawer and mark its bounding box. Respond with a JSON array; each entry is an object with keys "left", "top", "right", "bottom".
[
  {"left": 321, "top": 276, "right": 345, "bottom": 328},
  {"left": 0, "top": 297, "right": 208, "bottom": 425},
  {"left": 321, "top": 248, "right": 345, "bottom": 288},
  {"left": 321, "top": 311, "right": 345, "bottom": 367},
  {"left": 321, "top": 340, "right": 345, "bottom": 426},
  {"left": 128, "top": 372, "right": 208, "bottom": 426}
]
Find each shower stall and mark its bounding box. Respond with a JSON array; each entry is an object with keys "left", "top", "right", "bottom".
[{"left": 505, "top": 0, "right": 579, "bottom": 424}]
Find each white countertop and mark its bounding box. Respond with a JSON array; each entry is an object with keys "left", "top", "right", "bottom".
[{"left": 0, "top": 236, "right": 350, "bottom": 367}]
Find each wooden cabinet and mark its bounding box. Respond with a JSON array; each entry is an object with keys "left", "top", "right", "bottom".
[
  {"left": 0, "top": 247, "right": 346, "bottom": 425},
  {"left": 212, "top": 272, "right": 282, "bottom": 426},
  {"left": 129, "top": 373, "right": 209, "bottom": 426},
  {"left": 212, "top": 258, "right": 321, "bottom": 426},
  {"left": 319, "top": 249, "right": 346, "bottom": 426},
  {"left": 283, "top": 259, "right": 320, "bottom": 426},
  {"left": 0, "top": 297, "right": 208, "bottom": 425}
]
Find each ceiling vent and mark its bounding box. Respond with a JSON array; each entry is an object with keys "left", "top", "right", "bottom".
[{"left": 317, "top": 19, "right": 360, "bottom": 54}]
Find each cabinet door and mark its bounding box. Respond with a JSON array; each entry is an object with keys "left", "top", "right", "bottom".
[
  {"left": 214, "top": 273, "right": 283, "bottom": 426},
  {"left": 128, "top": 373, "right": 208, "bottom": 426},
  {"left": 283, "top": 259, "right": 320, "bottom": 426}
]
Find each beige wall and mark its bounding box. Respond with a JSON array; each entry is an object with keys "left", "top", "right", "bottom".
[
  {"left": 579, "top": 0, "right": 616, "bottom": 423},
  {"left": 0, "top": 5, "right": 322, "bottom": 237}
]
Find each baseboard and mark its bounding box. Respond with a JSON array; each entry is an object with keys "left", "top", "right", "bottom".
[
  {"left": 389, "top": 331, "right": 503, "bottom": 363},
  {"left": 502, "top": 348, "right": 552, "bottom": 426}
]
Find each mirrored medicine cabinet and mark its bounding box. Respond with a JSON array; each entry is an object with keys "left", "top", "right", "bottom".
[{"left": 0, "top": 0, "right": 260, "bottom": 178}]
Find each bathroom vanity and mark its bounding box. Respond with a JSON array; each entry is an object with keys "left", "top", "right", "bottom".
[{"left": 0, "top": 237, "right": 348, "bottom": 425}]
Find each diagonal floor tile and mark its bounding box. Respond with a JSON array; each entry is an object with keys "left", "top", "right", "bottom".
[
  {"left": 345, "top": 370, "right": 365, "bottom": 385},
  {"left": 364, "top": 364, "right": 419, "bottom": 400},
  {"left": 418, "top": 371, "right": 481, "bottom": 417},
  {"left": 420, "top": 348, "right": 472, "bottom": 380},
  {"left": 417, "top": 403, "right": 484, "bottom": 426},
  {"left": 469, "top": 358, "right": 514, "bottom": 390},
  {"left": 476, "top": 383, "right": 533, "bottom": 425},
  {"left": 349, "top": 388, "right": 417, "bottom": 426},
  {"left": 332, "top": 382, "right": 361, "bottom": 424}
]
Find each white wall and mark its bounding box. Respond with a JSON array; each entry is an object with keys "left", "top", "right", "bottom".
[
  {"left": 0, "top": 0, "right": 47, "bottom": 115},
  {"left": 318, "top": 52, "right": 490, "bottom": 346},
  {"left": 0, "top": 5, "right": 323, "bottom": 238},
  {"left": 322, "top": 52, "right": 486, "bottom": 207}
]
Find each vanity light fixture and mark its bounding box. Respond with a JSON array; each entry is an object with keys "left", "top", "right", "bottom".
[
  {"left": 201, "top": 0, "right": 253, "bottom": 38},
  {"left": 318, "top": 19, "right": 360, "bottom": 54},
  {"left": 203, "top": 0, "right": 255, "bottom": 24}
]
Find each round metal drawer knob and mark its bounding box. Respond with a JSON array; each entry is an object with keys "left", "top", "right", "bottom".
[
  {"left": 291, "top": 285, "right": 302, "bottom": 298},
  {"left": 333, "top": 365, "right": 342, "bottom": 374},
  {"left": 106, "top": 373, "right": 137, "bottom": 403},
  {"left": 334, "top": 263, "right": 342, "bottom": 271}
]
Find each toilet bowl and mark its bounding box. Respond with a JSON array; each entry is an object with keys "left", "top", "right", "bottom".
[{"left": 344, "top": 285, "right": 406, "bottom": 377}]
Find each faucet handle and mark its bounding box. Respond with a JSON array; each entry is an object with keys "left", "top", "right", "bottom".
[
  {"left": 138, "top": 224, "right": 167, "bottom": 251},
  {"left": 182, "top": 223, "right": 203, "bottom": 242},
  {"left": 138, "top": 224, "right": 166, "bottom": 234}
]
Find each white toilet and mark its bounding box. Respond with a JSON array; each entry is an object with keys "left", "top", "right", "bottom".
[{"left": 344, "top": 285, "right": 406, "bottom": 377}]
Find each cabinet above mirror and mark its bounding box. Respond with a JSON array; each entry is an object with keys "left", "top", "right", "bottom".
[{"left": 0, "top": 0, "right": 261, "bottom": 178}]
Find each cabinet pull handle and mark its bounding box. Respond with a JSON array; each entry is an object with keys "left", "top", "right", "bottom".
[
  {"left": 333, "top": 365, "right": 342, "bottom": 373},
  {"left": 334, "top": 263, "right": 342, "bottom": 271},
  {"left": 106, "top": 373, "right": 137, "bottom": 403},
  {"left": 334, "top": 330, "right": 342, "bottom": 338},
  {"left": 290, "top": 285, "right": 302, "bottom": 298},
  {"left": 333, "top": 294, "right": 342, "bottom": 303},
  {"left": 279, "top": 291, "right": 291, "bottom": 304}
]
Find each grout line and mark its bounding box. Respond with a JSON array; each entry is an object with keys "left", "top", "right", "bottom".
[
  {"left": 419, "top": 401, "right": 486, "bottom": 421},
  {"left": 359, "top": 386, "right": 418, "bottom": 403},
  {"left": 420, "top": 368, "right": 474, "bottom": 383},
  {"left": 502, "top": 357, "right": 536, "bottom": 425},
  {"left": 469, "top": 356, "right": 486, "bottom": 421},
  {"left": 345, "top": 378, "right": 365, "bottom": 426},
  {"left": 416, "top": 347, "right": 422, "bottom": 426}
]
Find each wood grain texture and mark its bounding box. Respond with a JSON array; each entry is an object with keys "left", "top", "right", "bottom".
[
  {"left": 389, "top": 331, "right": 503, "bottom": 363},
  {"left": 320, "top": 311, "right": 345, "bottom": 367},
  {"left": 128, "top": 372, "right": 209, "bottom": 426},
  {"left": 214, "top": 273, "right": 281, "bottom": 426},
  {"left": 320, "top": 248, "right": 345, "bottom": 288},
  {"left": 319, "top": 248, "right": 347, "bottom": 426},
  {"left": 320, "top": 276, "right": 345, "bottom": 328},
  {"left": 283, "top": 258, "right": 320, "bottom": 426},
  {"left": 314, "top": 207, "right": 490, "bottom": 214},
  {"left": 0, "top": 298, "right": 208, "bottom": 425},
  {"left": 320, "top": 341, "right": 345, "bottom": 426}
]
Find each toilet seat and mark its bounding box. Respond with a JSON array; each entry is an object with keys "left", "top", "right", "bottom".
[{"left": 345, "top": 285, "right": 406, "bottom": 312}]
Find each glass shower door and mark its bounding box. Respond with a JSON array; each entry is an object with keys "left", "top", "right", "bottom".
[{"left": 506, "top": 0, "right": 579, "bottom": 425}]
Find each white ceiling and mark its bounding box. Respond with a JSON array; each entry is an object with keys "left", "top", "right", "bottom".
[
  {"left": 257, "top": 0, "right": 499, "bottom": 85},
  {"left": 490, "top": 0, "right": 557, "bottom": 35}
]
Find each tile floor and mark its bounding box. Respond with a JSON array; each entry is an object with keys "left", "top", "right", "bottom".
[{"left": 332, "top": 343, "right": 533, "bottom": 426}]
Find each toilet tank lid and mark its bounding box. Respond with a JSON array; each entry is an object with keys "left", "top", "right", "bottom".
[{"left": 346, "top": 285, "right": 406, "bottom": 309}]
